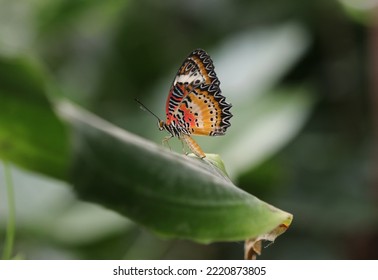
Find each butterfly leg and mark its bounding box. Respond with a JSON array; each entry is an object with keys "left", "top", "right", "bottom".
[
  {"left": 181, "top": 134, "right": 206, "bottom": 158},
  {"left": 162, "top": 135, "right": 173, "bottom": 151}
]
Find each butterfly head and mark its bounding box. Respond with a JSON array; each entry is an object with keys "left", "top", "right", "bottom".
[{"left": 158, "top": 120, "right": 165, "bottom": 131}]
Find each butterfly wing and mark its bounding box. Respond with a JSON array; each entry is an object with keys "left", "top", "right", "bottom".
[
  {"left": 165, "top": 49, "right": 232, "bottom": 136},
  {"left": 166, "top": 49, "right": 218, "bottom": 122}
]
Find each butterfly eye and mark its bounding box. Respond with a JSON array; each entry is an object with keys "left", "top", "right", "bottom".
[{"left": 158, "top": 120, "right": 164, "bottom": 131}]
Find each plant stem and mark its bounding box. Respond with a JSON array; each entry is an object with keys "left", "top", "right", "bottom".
[{"left": 2, "top": 162, "right": 15, "bottom": 260}]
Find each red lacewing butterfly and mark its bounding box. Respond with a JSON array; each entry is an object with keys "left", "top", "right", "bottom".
[{"left": 136, "top": 49, "right": 232, "bottom": 158}]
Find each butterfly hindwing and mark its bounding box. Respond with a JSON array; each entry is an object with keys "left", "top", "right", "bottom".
[{"left": 176, "top": 84, "right": 232, "bottom": 136}]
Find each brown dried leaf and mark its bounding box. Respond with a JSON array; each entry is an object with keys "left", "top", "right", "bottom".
[{"left": 244, "top": 217, "right": 292, "bottom": 260}]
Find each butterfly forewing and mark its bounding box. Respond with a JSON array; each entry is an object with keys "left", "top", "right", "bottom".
[
  {"left": 174, "top": 49, "right": 218, "bottom": 87},
  {"left": 165, "top": 49, "right": 232, "bottom": 136}
]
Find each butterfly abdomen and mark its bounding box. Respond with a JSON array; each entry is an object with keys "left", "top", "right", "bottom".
[{"left": 181, "top": 134, "right": 206, "bottom": 158}]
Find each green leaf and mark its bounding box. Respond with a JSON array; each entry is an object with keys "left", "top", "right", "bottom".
[
  {"left": 57, "top": 101, "right": 292, "bottom": 243},
  {"left": 0, "top": 56, "right": 69, "bottom": 179}
]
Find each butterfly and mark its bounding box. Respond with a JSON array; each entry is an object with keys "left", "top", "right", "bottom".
[{"left": 136, "top": 49, "right": 232, "bottom": 158}]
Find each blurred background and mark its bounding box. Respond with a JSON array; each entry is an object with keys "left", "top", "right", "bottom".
[{"left": 1, "top": 0, "right": 378, "bottom": 259}]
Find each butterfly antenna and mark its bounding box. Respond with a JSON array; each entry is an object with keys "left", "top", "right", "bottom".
[{"left": 135, "top": 98, "right": 161, "bottom": 121}]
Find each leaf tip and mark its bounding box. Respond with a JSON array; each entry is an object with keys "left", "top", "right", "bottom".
[{"left": 244, "top": 214, "right": 293, "bottom": 260}]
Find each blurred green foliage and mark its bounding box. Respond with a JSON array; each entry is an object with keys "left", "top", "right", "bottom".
[{"left": 1, "top": 0, "right": 377, "bottom": 259}]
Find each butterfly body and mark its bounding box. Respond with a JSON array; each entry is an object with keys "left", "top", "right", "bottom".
[{"left": 158, "top": 49, "right": 232, "bottom": 158}]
